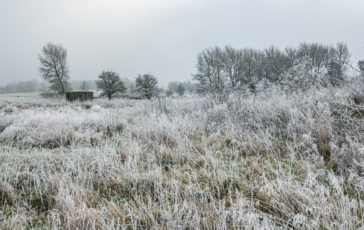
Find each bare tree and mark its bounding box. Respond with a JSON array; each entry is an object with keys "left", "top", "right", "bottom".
[
  {"left": 39, "top": 43, "right": 70, "bottom": 95},
  {"left": 326, "top": 43, "right": 350, "bottom": 86},
  {"left": 296, "top": 43, "right": 330, "bottom": 77},
  {"left": 263, "top": 46, "right": 291, "bottom": 83},
  {"left": 240, "top": 49, "right": 265, "bottom": 90},
  {"left": 135, "top": 74, "right": 159, "bottom": 99},
  {"left": 194, "top": 47, "right": 227, "bottom": 101},
  {"left": 223, "top": 46, "right": 244, "bottom": 89},
  {"left": 176, "top": 83, "right": 186, "bottom": 96},
  {"left": 96, "top": 71, "right": 126, "bottom": 100},
  {"left": 285, "top": 47, "right": 298, "bottom": 66}
]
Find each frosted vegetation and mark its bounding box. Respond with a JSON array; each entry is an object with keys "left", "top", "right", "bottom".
[{"left": 0, "top": 77, "right": 363, "bottom": 229}]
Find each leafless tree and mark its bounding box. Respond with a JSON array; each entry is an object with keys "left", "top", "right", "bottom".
[
  {"left": 96, "top": 71, "right": 126, "bottom": 100},
  {"left": 223, "top": 46, "right": 244, "bottom": 89},
  {"left": 135, "top": 74, "right": 159, "bottom": 99},
  {"left": 263, "top": 46, "right": 291, "bottom": 82},
  {"left": 296, "top": 43, "right": 330, "bottom": 77},
  {"left": 176, "top": 83, "right": 186, "bottom": 96},
  {"left": 194, "top": 47, "right": 228, "bottom": 101},
  {"left": 326, "top": 43, "right": 350, "bottom": 85},
  {"left": 38, "top": 43, "right": 70, "bottom": 95}
]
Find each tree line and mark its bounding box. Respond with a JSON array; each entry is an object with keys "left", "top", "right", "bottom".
[
  {"left": 0, "top": 79, "right": 45, "bottom": 94},
  {"left": 37, "top": 42, "right": 362, "bottom": 100},
  {"left": 193, "top": 43, "right": 364, "bottom": 101}
]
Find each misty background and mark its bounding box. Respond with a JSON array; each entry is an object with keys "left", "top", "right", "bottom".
[{"left": 0, "top": 0, "right": 363, "bottom": 87}]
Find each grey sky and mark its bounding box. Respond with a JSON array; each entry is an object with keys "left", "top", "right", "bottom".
[{"left": 0, "top": 0, "right": 363, "bottom": 86}]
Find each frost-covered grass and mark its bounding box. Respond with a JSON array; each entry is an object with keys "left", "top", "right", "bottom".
[
  {"left": 0, "top": 92, "right": 41, "bottom": 98},
  {"left": 0, "top": 80, "right": 363, "bottom": 229}
]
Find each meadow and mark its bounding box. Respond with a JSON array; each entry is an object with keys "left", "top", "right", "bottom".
[{"left": 0, "top": 79, "right": 363, "bottom": 229}]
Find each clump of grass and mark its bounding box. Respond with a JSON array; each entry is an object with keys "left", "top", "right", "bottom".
[
  {"left": 352, "top": 93, "right": 364, "bottom": 105},
  {"left": 0, "top": 182, "right": 16, "bottom": 206},
  {"left": 313, "top": 124, "right": 332, "bottom": 163}
]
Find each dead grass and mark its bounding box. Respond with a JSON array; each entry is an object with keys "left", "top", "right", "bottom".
[
  {"left": 0, "top": 182, "right": 16, "bottom": 206},
  {"left": 0, "top": 82, "right": 363, "bottom": 229}
]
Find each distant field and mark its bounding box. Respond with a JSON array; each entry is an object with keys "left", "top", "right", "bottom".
[{"left": 0, "top": 92, "right": 41, "bottom": 98}]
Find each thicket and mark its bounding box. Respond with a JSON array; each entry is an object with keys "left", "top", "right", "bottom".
[{"left": 194, "top": 43, "right": 352, "bottom": 101}]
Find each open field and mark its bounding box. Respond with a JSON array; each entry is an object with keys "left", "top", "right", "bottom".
[
  {"left": 0, "top": 81, "right": 363, "bottom": 229},
  {"left": 0, "top": 92, "right": 41, "bottom": 98}
]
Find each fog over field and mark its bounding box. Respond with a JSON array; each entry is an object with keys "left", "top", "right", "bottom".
[
  {"left": 0, "top": 1, "right": 364, "bottom": 230},
  {"left": 0, "top": 0, "right": 364, "bottom": 85}
]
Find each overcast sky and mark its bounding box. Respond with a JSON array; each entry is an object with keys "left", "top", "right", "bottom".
[{"left": 0, "top": 0, "right": 363, "bottom": 86}]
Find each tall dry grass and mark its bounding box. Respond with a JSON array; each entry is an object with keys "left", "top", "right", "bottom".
[{"left": 0, "top": 78, "right": 363, "bottom": 229}]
